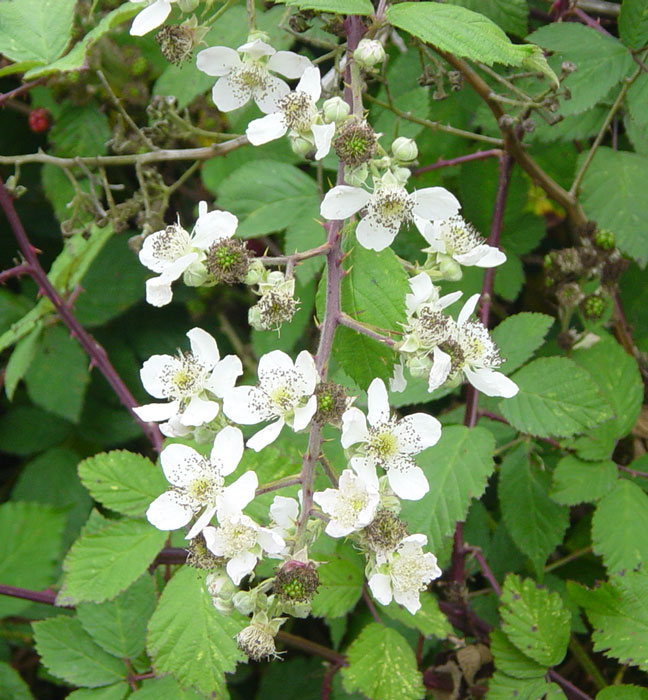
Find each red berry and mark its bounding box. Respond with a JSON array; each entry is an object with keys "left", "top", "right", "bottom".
[{"left": 28, "top": 108, "right": 50, "bottom": 133}]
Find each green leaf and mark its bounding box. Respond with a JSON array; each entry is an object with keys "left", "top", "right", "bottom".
[
  {"left": 493, "top": 252, "right": 524, "bottom": 302},
  {"left": 312, "top": 542, "right": 364, "bottom": 618},
  {"left": 528, "top": 24, "right": 634, "bottom": 116},
  {"left": 58, "top": 518, "right": 167, "bottom": 605},
  {"left": 78, "top": 450, "right": 167, "bottom": 518},
  {"left": 130, "top": 675, "right": 204, "bottom": 700},
  {"left": 598, "top": 686, "right": 648, "bottom": 700},
  {"left": 550, "top": 455, "right": 617, "bottom": 506},
  {"left": 499, "top": 357, "right": 614, "bottom": 438},
  {"left": 619, "top": 0, "right": 648, "bottom": 49},
  {"left": 446, "top": 0, "right": 528, "bottom": 37},
  {"left": 490, "top": 313, "right": 554, "bottom": 375},
  {"left": 24, "top": 325, "right": 89, "bottom": 423},
  {"left": 490, "top": 629, "right": 547, "bottom": 680},
  {"left": 66, "top": 686, "right": 130, "bottom": 700},
  {"left": 77, "top": 575, "right": 157, "bottom": 659},
  {"left": 25, "top": 3, "right": 140, "bottom": 79},
  {"left": 330, "top": 235, "right": 408, "bottom": 388},
  {"left": 341, "top": 623, "right": 425, "bottom": 700},
  {"left": 568, "top": 570, "right": 648, "bottom": 673},
  {"left": 0, "top": 0, "right": 76, "bottom": 65},
  {"left": 33, "top": 616, "right": 126, "bottom": 688},
  {"left": 0, "top": 661, "right": 34, "bottom": 700},
  {"left": 383, "top": 594, "right": 453, "bottom": 639},
  {"left": 0, "top": 502, "right": 66, "bottom": 618},
  {"left": 400, "top": 426, "right": 495, "bottom": 551},
  {"left": 386, "top": 2, "right": 542, "bottom": 68},
  {"left": 4, "top": 322, "right": 43, "bottom": 400},
  {"left": 486, "top": 673, "right": 554, "bottom": 700},
  {"left": 579, "top": 147, "right": 648, "bottom": 268},
  {"left": 0, "top": 405, "right": 72, "bottom": 456},
  {"left": 592, "top": 479, "right": 648, "bottom": 574},
  {"left": 49, "top": 103, "right": 111, "bottom": 158},
  {"left": 147, "top": 567, "right": 245, "bottom": 696},
  {"left": 500, "top": 574, "right": 570, "bottom": 667},
  {"left": 275, "top": 0, "right": 374, "bottom": 13},
  {"left": 499, "top": 445, "right": 569, "bottom": 576}
]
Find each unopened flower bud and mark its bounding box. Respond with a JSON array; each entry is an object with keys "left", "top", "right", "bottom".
[
  {"left": 314, "top": 381, "right": 348, "bottom": 425},
  {"left": 177, "top": 0, "right": 199, "bottom": 11},
  {"left": 289, "top": 132, "right": 315, "bottom": 158},
  {"left": 498, "top": 114, "right": 515, "bottom": 129},
  {"left": 392, "top": 166, "right": 411, "bottom": 186},
  {"left": 275, "top": 560, "right": 320, "bottom": 604},
  {"left": 594, "top": 228, "right": 615, "bottom": 251},
  {"left": 437, "top": 253, "right": 463, "bottom": 281},
  {"left": 344, "top": 163, "right": 369, "bottom": 187},
  {"left": 233, "top": 591, "right": 256, "bottom": 616},
  {"left": 322, "top": 96, "right": 350, "bottom": 123},
  {"left": 333, "top": 118, "right": 377, "bottom": 166},
  {"left": 353, "top": 38, "right": 386, "bottom": 69},
  {"left": 246, "top": 30, "right": 270, "bottom": 44},
  {"left": 183, "top": 260, "right": 208, "bottom": 287},
  {"left": 448, "top": 70, "right": 463, "bottom": 91},
  {"left": 206, "top": 238, "right": 252, "bottom": 284},
  {"left": 391, "top": 137, "right": 418, "bottom": 162},
  {"left": 244, "top": 260, "right": 266, "bottom": 286},
  {"left": 206, "top": 571, "right": 236, "bottom": 614}
]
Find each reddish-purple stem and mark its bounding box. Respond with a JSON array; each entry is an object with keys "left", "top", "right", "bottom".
[
  {"left": 470, "top": 547, "right": 502, "bottom": 596},
  {"left": 0, "top": 262, "right": 31, "bottom": 284},
  {"left": 412, "top": 149, "right": 502, "bottom": 176},
  {"left": 362, "top": 585, "right": 383, "bottom": 624},
  {"left": 0, "top": 178, "right": 163, "bottom": 452},
  {"left": 450, "top": 154, "right": 514, "bottom": 586},
  {"left": 0, "top": 79, "right": 43, "bottom": 106}
]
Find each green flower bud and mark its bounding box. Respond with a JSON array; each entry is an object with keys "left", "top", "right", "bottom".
[
  {"left": 353, "top": 38, "right": 386, "bottom": 68},
  {"left": 391, "top": 137, "right": 418, "bottom": 162},
  {"left": 344, "top": 163, "right": 369, "bottom": 187},
  {"left": 322, "top": 96, "right": 350, "bottom": 123},
  {"left": 289, "top": 132, "right": 315, "bottom": 158},
  {"left": 183, "top": 260, "right": 208, "bottom": 287},
  {"left": 437, "top": 253, "right": 463, "bottom": 281}
]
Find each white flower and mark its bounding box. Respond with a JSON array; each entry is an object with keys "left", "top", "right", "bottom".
[
  {"left": 139, "top": 201, "right": 238, "bottom": 306},
  {"left": 405, "top": 272, "right": 462, "bottom": 320},
  {"left": 270, "top": 495, "right": 300, "bottom": 542},
  {"left": 203, "top": 488, "right": 286, "bottom": 585},
  {"left": 341, "top": 378, "right": 440, "bottom": 500},
  {"left": 130, "top": 0, "right": 176, "bottom": 37},
  {"left": 146, "top": 425, "right": 250, "bottom": 538},
  {"left": 421, "top": 216, "right": 506, "bottom": 268},
  {"left": 133, "top": 327, "right": 242, "bottom": 436},
  {"left": 427, "top": 294, "right": 519, "bottom": 398},
  {"left": 223, "top": 350, "right": 318, "bottom": 452},
  {"left": 246, "top": 66, "right": 335, "bottom": 160},
  {"left": 313, "top": 469, "right": 380, "bottom": 538},
  {"left": 197, "top": 39, "right": 312, "bottom": 114},
  {"left": 368, "top": 534, "right": 442, "bottom": 614},
  {"left": 320, "top": 177, "right": 460, "bottom": 252}
]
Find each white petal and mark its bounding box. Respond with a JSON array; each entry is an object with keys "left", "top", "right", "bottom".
[
  {"left": 247, "top": 418, "right": 285, "bottom": 451},
  {"left": 390, "top": 362, "right": 407, "bottom": 393},
  {"left": 206, "top": 354, "right": 243, "bottom": 397},
  {"left": 160, "top": 443, "right": 204, "bottom": 487},
  {"left": 193, "top": 210, "right": 238, "bottom": 248},
  {"left": 418, "top": 220, "right": 445, "bottom": 251},
  {"left": 210, "top": 425, "right": 244, "bottom": 476},
  {"left": 259, "top": 349, "right": 294, "bottom": 378},
  {"left": 406, "top": 273, "right": 433, "bottom": 314},
  {"left": 313, "top": 488, "right": 338, "bottom": 514},
  {"left": 238, "top": 39, "right": 275, "bottom": 60},
  {"left": 270, "top": 496, "right": 299, "bottom": 528},
  {"left": 130, "top": 0, "right": 171, "bottom": 36},
  {"left": 196, "top": 46, "right": 241, "bottom": 77},
  {"left": 226, "top": 551, "right": 257, "bottom": 585},
  {"left": 133, "top": 401, "right": 177, "bottom": 422},
  {"left": 187, "top": 327, "right": 220, "bottom": 368},
  {"left": 368, "top": 573, "right": 393, "bottom": 605},
  {"left": 394, "top": 589, "right": 421, "bottom": 615},
  {"left": 438, "top": 290, "right": 463, "bottom": 310},
  {"left": 147, "top": 491, "right": 192, "bottom": 531},
  {"left": 455, "top": 245, "right": 506, "bottom": 268},
  {"left": 356, "top": 214, "right": 398, "bottom": 251},
  {"left": 294, "top": 351, "right": 318, "bottom": 394},
  {"left": 428, "top": 347, "right": 452, "bottom": 392},
  {"left": 464, "top": 366, "right": 519, "bottom": 398},
  {"left": 186, "top": 504, "right": 217, "bottom": 540},
  {"left": 411, "top": 187, "right": 461, "bottom": 221},
  {"left": 145, "top": 276, "right": 173, "bottom": 307},
  {"left": 367, "top": 378, "right": 390, "bottom": 426},
  {"left": 341, "top": 407, "right": 369, "bottom": 448},
  {"left": 223, "top": 386, "right": 273, "bottom": 424},
  {"left": 403, "top": 533, "right": 428, "bottom": 547},
  {"left": 212, "top": 74, "right": 251, "bottom": 112},
  {"left": 159, "top": 416, "right": 192, "bottom": 438},
  {"left": 218, "top": 471, "right": 258, "bottom": 519},
  {"left": 140, "top": 354, "right": 174, "bottom": 398},
  {"left": 139, "top": 228, "right": 187, "bottom": 273},
  {"left": 325, "top": 520, "right": 355, "bottom": 538},
  {"left": 180, "top": 395, "right": 219, "bottom": 427},
  {"left": 350, "top": 456, "right": 380, "bottom": 490},
  {"left": 296, "top": 66, "right": 322, "bottom": 102},
  {"left": 253, "top": 74, "right": 290, "bottom": 114},
  {"left": 320, "top": 186, "right": 371, "bottom": 220},
  {"left": 267, "top": 51, "right": 312, "bottom": 78},
  {"left": 246, "top": 111, "right": 287, "bottom": 146},
  {"left": 396, "top": 413, "right": 441, "bottom": 452},
  {"left": 257, "top": 527, "right": 285, "bottom": 554},
  {"left": 293, "top": 395, "right": 317, "bottom": 432},
  {"left": 458, "top": 294, "right": 480, "bottom": 326},
  {"left": 387, "top": 465, "right": 429, "bottom": 501},
  {"left": 312, "top": 123, "right": 335, "bottom": 160}
]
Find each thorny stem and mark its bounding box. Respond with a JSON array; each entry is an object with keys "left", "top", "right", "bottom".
[
  {"left": 411, "top": 149, "right": 502, "bottom": 176},
  {"left": 276, "top": 631, "right": 347, "bottom": 666},
  {"left": 0, "top": 178, "right": 163, "bottom": 452},
  {"left": 0, "top": 79, "right": 43, "bottom": 106},
  {"left": 467, "top": 547, "right": 502, "bottom": 597},
  {"left": 255, "top": 475, "right": 302, "bottom": 497},
  {"left": 0, "top": 262, "right": 31, "bottom": 284},
  {"left": 260, "top": 242, "right": 332, "bottom": 266},
  {"left": 338, "top": 312, "right": 396, "bottom": 347},
  {"left": 362, "top": 585, "right": 384, "bottom": 624}
]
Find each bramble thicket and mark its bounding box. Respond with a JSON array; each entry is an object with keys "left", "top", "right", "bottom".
[{"left": 0, "top": 0, "right": 648, "bottom": 698}]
